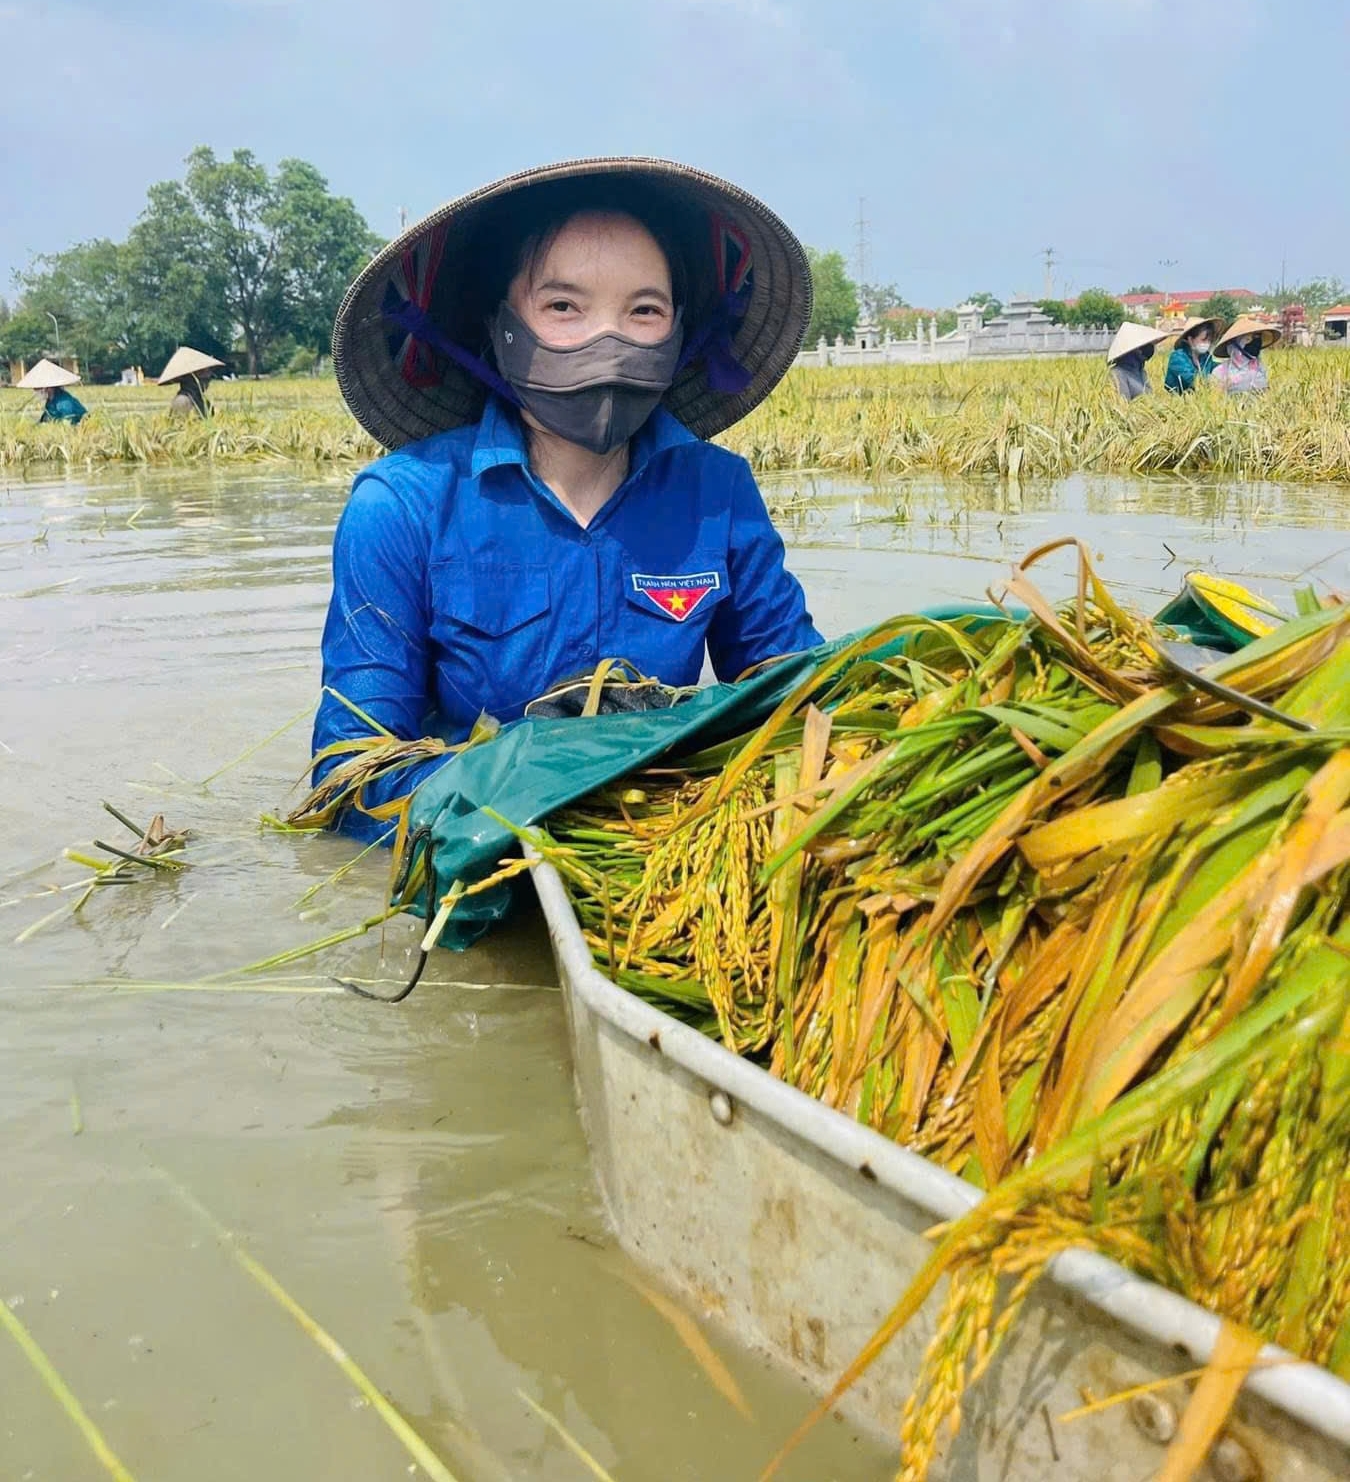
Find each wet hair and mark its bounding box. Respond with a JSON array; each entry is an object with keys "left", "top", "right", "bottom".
[{"left": 431, "top": 176, "right": 708, "bottom": 354}]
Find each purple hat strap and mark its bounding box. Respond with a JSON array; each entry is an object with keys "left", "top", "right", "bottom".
[
  {"left": 381, "top": 285, "right": 521, "bottom": 407},
  {"left": 675, "top": 283, "right": 753, "bottom": 394}
]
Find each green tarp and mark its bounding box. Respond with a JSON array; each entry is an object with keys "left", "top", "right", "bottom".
[{"left": 399, "top": 591, "right": 1247, "bottom": 951}]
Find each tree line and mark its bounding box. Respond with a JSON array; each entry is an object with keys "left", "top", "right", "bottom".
[{"left": 0, "top": 148, "right": 381, "bottom": 380}]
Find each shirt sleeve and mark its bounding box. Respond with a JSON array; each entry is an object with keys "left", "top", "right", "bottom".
[
  {"left": 311, "top": 472, "right": 445, "bottom": 843},
  {"left": 705, "top": 458, "right": 823, "bottom": 682}
]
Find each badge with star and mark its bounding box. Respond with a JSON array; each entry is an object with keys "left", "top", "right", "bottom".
[{"left": 630, "top": 571, "right": 721, "bottom": 622}]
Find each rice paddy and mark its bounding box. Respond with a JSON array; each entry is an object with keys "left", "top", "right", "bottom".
[
  {"left": 6, "top": 350, "right": 1350, "bottom": 479},
  {"left": 516, "top": 548, "right": 1350, "bottom": 1479}
]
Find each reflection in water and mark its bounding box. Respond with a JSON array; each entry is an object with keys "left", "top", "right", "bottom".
[{"left": 2, "top": 463, "right": 1349, "bottom": 1478}]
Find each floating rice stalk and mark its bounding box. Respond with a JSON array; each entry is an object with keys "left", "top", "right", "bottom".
[
  {"left": 158, "top": 1172, "right": 460, "bottom": 1482},
  {"left": 0, "top": 1296, "right": 139, "bottom": 1481},
  {"left": 516, "top": 1390, "right": 618, "bottom": 1482},
  {"left": 197, "top": 701, "right": 316, "bottom": 787},
  {"left": 212, "top": 904, "right": 405, "bottom": 978}
]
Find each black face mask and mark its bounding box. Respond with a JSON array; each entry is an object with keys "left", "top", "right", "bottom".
[
  {"left": 1140, "top": 343, "right": 1155, "bottom": 363},
  {"left": 1244, "top": 336, "right": 1263, "bottom": 357},
  {"left": 489, "top": 301, "right": 684, "bottom": 456}
]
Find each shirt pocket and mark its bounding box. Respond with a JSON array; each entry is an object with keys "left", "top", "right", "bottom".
[{"left": 430, "top": 560, "right": 553, "bottom": 715}]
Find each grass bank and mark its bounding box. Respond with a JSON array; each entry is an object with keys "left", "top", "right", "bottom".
[{"left": 6, "top": 351, "right": 1350, "bottom": 480}]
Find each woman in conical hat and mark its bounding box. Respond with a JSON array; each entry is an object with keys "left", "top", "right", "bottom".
[
  {"left": 1211, "top": 315, "right": 1280, "bottom": 395},
  {"left": 14, "top": 358, "right": 87, "bottom": 425},
  {"left": 1163, "top": 315, "right": 1221, "bottom": 394},
  {"left": 157, "top": 346, "right": 226, "bottom": 417},
  {"left": 1106, "top": 322, "right": 1170, "bottom": 401},
  {"left": 315, "top": 157, "right": 820, "bottom": 842}
]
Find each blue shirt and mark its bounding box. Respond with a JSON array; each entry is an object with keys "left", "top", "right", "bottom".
[
  {"left": 1164, "top": 345, "right": 1214, "bottom": 394},
  {"left": 39, "top": 388, "right": 87, "bottom": 424},
  {"left": 313, "top": 398, "right": 821, "bottom": 840}
]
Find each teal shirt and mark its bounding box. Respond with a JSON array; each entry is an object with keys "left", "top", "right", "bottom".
[
  {"left": 1164, "top": 345, "right": 1214, "bottom": 395},
  {"left": 39, "top": 388, "right": 87, "bottom": 424}
]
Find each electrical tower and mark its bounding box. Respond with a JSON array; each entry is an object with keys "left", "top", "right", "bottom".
[
  {"left": 1042, "top": 247, "right": 1057, "bottom": 300},
  {"left": 855, "top": 197, "right": 870, "bottom": 293},
  {"left": 399, "top": 206, "right": 408, "bottom": 232}
]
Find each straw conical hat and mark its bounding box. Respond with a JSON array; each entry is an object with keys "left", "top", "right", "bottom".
[
  {"left": 157, "top": 346, "right": 226, "bottom": 384},
  {"left": 1213, "top": 315, "right": 1282, "bottom": 358},
  {"left": 332, "top": 156, "right": 813, "bottom": 449},
  {"left": 1106, "top": 322, "right": 1170, "bottom": 365},
  {"left": 15, "top": 358, "right": 80, "bottom": 390},
  {"left": 1169, "top": 316, "right": 1223, "bottom": 343}
]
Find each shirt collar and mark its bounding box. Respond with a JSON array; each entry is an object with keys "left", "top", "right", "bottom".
[{"left": 469, "top": 394, "right": 698, "bottom": 481}]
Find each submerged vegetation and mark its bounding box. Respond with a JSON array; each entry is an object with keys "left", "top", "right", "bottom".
[
  {"left": 6, "top": 351, "right": 1350, "bottom": 479},
  {"left": 523, "top": 547, "right": 1350, "bottom": 1478}
]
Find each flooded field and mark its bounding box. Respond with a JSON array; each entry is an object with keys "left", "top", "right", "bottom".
[{"left": 3, "top": 464, "right": 1349, "bottom": 1481}]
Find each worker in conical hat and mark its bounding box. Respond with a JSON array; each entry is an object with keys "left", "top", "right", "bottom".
[
  {"left": 157, "top": 346, "right": 226, "bottom": 416},
  {"left": 313, "top": 156, "right": 821, "bottom": 844},
  {"left": 1212, "top": 315, "right": 1281, "bottom": 395},
  {"left": 1106, "top": 322, "right": 1170, "bottom": 401},
  {"left": 14, "top": 358, "right": 87, "bottom": 424},
  {"left": 1164, "top": 316, "right": 1221, "bottom": 394}
]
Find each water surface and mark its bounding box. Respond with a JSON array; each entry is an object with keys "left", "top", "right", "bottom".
[{"left": 2, "top": 464, "right": 1348, "bottom": 1480}]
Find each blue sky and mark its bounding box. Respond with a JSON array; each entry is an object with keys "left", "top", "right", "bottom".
[{"left": 3, "top": 0, "right": 1347, "bottom": 308}]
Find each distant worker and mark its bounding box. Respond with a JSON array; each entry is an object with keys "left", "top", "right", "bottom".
[
  {"left": 1164, "top": 317, "right": 1220, "bottom": 394},
  {"left": 14, "top": 358, "right": 88, "bottom": 424},
  {"left": 1211, "top": 315, "right": 1280, "bottom": 395},
  {"left": 157, "top": 346, "right": 225, "bottom": 416},
  {"left": 1106, "top": 323, "right": 1170, "bottom": 401}
]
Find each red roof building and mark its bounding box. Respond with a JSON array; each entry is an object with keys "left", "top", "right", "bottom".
[{"left": 1120, "top": 289, "right": 1257, "bottom": 309}]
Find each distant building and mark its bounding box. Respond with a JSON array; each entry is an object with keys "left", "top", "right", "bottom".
[
  {"left": 1121, "top": 289, "right": 1258, "bottom": 324},
  {"left": 1322, "top": 305, "right": 1350, "bottom": 343}
]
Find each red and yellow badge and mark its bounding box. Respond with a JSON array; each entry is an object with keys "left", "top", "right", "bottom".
[{"left": 631, "top": 570, "right": 720, "bottom": 622}]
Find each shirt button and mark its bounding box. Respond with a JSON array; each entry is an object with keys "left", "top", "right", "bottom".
[{"left": 579, "top": 531, "right": 592, "bottom": 546}]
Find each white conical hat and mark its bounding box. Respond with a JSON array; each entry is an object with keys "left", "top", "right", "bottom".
[
  {"left": 14, "top": 358, "right": 81, "bottom": 390},
  {"left": 157, "top": 346, "right": 226, "bottom": 384},
  {"left": 1106, "top": 322, "right": 1170, "bottom": 365}
]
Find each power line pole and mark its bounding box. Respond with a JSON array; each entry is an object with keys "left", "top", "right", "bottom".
[
  {"left": 398, "top": 206, "right": 408, "bottom": 233},
  {"left": 855, "top": 197, "right": 870, "bottom": 294},
  {"left": 1042, "top": 247, "right": 1057, "bottom": 300}
]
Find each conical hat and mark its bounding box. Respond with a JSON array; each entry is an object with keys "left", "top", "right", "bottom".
[
  {"left": 1213, "top": 314, "right": 1282, "bottom": 358},
  {"left": 1169, "top": 316, "right": 1222, "bottom": 342},
  {"left": 14, "top": 358, "right": 81, "bottom": 390},
  {"left": 1106, "top": 322, "right": 1170, "bottom": 365},
  {"left": 332, "top": 156, "right": 813, "bottom": 449},
  {"left": 157, "top": 346, "right": 225, "bottom": 384}
]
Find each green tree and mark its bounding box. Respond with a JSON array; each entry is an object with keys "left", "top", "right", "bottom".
[
  {"left": 1069, "top": 288, "right": 1126, "bottom": 330},
  {"left": 1124, "top": 283, "right": 1159, "bottom": 296},
  {"left": 179, "top": 146, "right": 288, "bottom": 375},
  {"left": 965, "top": 291, "right": 1002, "bottom": 321},
  {"left": 1036, "top": 299, "right": 1071, "bottom": 325},
  {"left": 123, "top": 179, "right": 233, "bottom": 371},
  {"left": 805, "top": 249, "right": 858, "bottom": 345},
  {"left": 16, "top": 239, "right": 134, "bottom": 375},
  {"left": 270, "top": 158, "right": 381, "bottom": 352},
  {"left": 0, "top": 306, "right": 55, "bottom": 365},
  {"left": 1267, "top": 278, "right": 1348, "bottom": 313},
  {"left": 856, "top": 281, "right": 906, "bottom": 324},
  {"left": 1195, "top": 293, "right": 1240, "bottom": 328}
]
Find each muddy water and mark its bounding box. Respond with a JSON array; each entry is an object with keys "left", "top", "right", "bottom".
[{"left": 2, "top": 464, "right": 1348, "bottom": 1482}]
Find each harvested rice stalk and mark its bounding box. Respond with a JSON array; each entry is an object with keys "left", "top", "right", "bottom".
[{"left": 536, "top": 548, "right": 1350, "bottom": 1480}]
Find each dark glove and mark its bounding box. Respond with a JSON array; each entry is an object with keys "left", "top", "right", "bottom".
[{"left": 523, "top": 659, "right": 697, "bottom": 720}]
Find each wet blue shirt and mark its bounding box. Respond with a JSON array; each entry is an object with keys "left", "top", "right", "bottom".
[
  {"left": 39, "top": 388, "right": 87, "bottom": 424},
  {"left": 313, "top": 398, "right": 821, "bottom": 840}
]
